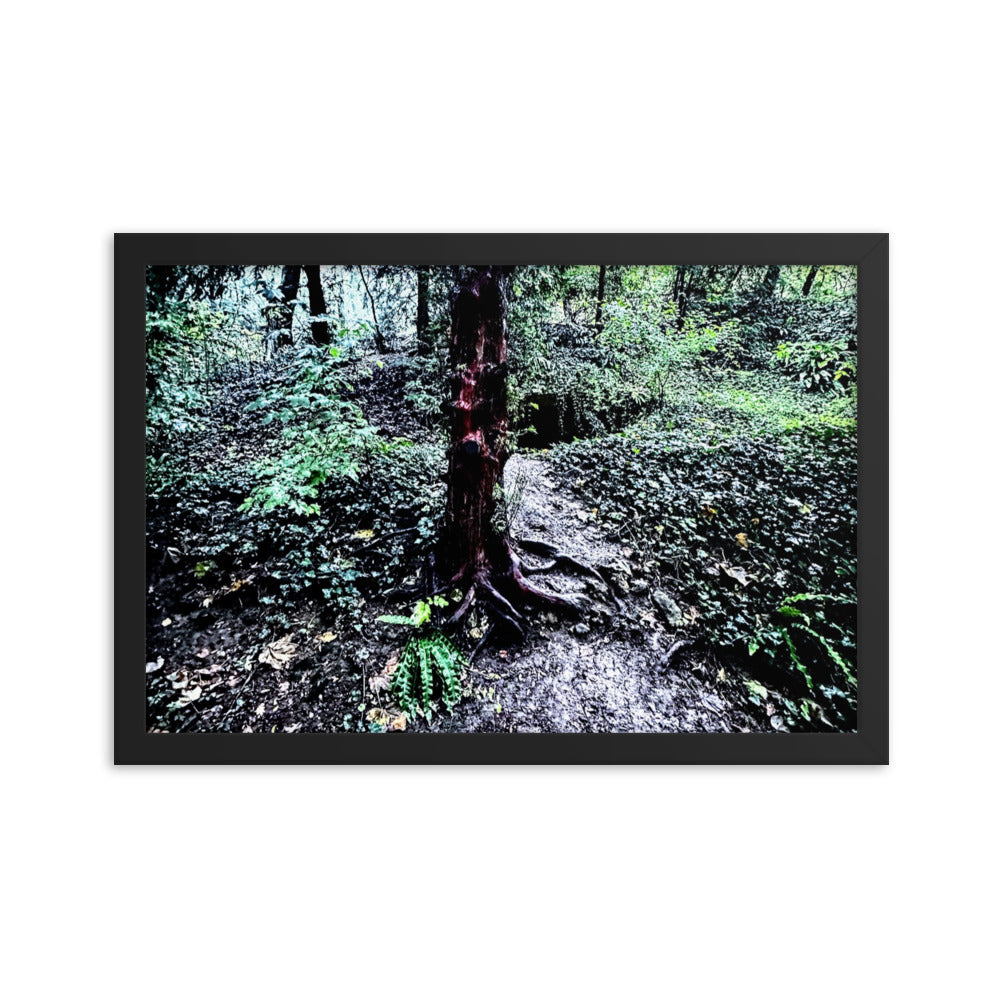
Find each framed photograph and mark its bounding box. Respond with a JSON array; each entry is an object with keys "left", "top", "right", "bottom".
[{"left": 116, "top": 234, "right": 887, "bottom": 764}]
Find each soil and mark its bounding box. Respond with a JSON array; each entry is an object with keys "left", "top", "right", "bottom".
[{"left": 145, "top": 355, "right": 781, "bottom": 735}]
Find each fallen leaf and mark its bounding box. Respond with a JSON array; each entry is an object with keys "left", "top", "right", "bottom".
[
  {"left": 735, "top": 532, "right": 749, "bottom": 549},
  {"left": 202, "top": 597, "right": 213, "bottom": 607},
  {"left": 161, "top": 618, "right": 172, "bottom": 627},
  {"left": 719, "top": 563, "right": 754, "bottom": 587},
  {"left": 353, "top": 529, "right": 375, "bottom": 539},
  {"left": 178, "top": 685, "right": 202, "bottom": 705},
  {"left": 367, "top": 707, "right": 390, "bottom": 726},
  {"left": 317, "top": 631, "right": 336, "bottom": 643},
  {"left": 255, "top": 703, "right": 265, "bottom": 717},
  {"left": 369, "top": 673, "right": 391, "bottom": 693},
  {"left": 388, "top": 713, "right": 407, "bottom": 731},
  {"left": 196, "top": 647, "right": 211, "bottom": 658},
  {"left": 145, "top": 657, "right": 164, "bottom": 674},
  {"left": 258, "top": 635, "right": 297, "bottom": 670}
]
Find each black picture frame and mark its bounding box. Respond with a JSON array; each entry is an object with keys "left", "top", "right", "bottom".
[{"left": 116, "top": 233, "right": 888, "bottom": 764}]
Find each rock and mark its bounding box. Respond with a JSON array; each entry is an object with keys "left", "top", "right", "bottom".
[
  {"left": 651, "top": 590, "right": 686, "bottom": 626},
  {"left": 573, "top": 622, "right": 591, "bottom": 636}
]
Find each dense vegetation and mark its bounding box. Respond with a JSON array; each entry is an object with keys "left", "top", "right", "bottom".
[{"left": 145, "top": 263, "right": 857, "bottom": 734}]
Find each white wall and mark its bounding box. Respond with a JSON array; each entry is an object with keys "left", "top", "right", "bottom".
[{"left": 3, "top": 2, "right": 995, "bottom": 998}]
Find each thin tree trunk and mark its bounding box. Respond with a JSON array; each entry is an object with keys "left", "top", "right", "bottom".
[
  {"left": 274, "top": 265, "right": 301, "bottom": 348},
  {"left": 303, "top": 265, "right": 329, "bottom": 345},
  {"left": 760, "top": 264, "right": 782, "bottom": 298},
  {"left": 357, "top": 265, "right": 388, "bottom": 352},
  {"left": 595, "top": 264, "right": 607, "bottom": 334},
  {"left": 416, "top": 265, "right": 431, "bottom": 355},
  {"left": 675, "top": 265, "right": 689, "bottom": 330},
  {"left": 443, "top": 267, "right": 511, "bottom": 578},
  {"left": 801, "top": 264, "right": 820, "bottom": 297}
]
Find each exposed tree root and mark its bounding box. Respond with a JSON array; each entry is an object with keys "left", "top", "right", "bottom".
[
  {"left": 518, "top": 538, "right": 608, "bottom": 591},
  {"left": 430, "top": 531, "right": 612, "bottom": 658},
  {"left": 446, "top": 583, "right": 477, "bottom": 625}
]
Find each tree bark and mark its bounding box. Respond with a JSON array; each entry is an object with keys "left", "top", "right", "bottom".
[
  {"left": 595, "top": 264, "right": 607, "bottom": 334},
  {"left": 416, "top": 265, "right": 431, "bottom": 355},
  {"left": 273, "top": 265, "right": 301, "bottom": 348},
  {"left": 760, "top": 264, "right": 782, "bottom": 298},
  {"left": 674, "top": 265, "right": 689, "bottom": 330},
  {"left": 801, "top": 264, "right": 820, "bottom": 297},
  {"left": 303, "top": 265, "right": 329, "bottom": 345},
  {"left": 442, "top": 266, "right": 512, "bottom": 580},
  {"left": 357, "top": 265, "right": 388, "bottom": 352}
]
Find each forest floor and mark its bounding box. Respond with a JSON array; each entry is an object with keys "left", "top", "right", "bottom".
[{"left": 146, "top": 354, "right": 788, "bottom": 734}]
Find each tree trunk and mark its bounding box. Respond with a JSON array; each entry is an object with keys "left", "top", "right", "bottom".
[
  {"left": 303, "top": 265, "right": 329, "bottom": 345},
  {"left": 273, "top": 265, "right": 301, "bottom": 348},
  {"left": 801, "top": 264, "right": 820, "bottom": 297},
  {"left": 357, "top": 265, "right": 389, "bottom": 352},
  {"left": 760, "top": 264, "right": 782, "bottom": 298},
  {"left": 442, "top": 267, "right": 511, "bottom": 579},
  {"left": 674, "top": 265, "right": 689, "bottom": 330},
  {"left": 416, "top": 265, "right": 431, "bottom": 355},
  {"left": 595, "top": 264, "right": 607, "bottom": 334}
]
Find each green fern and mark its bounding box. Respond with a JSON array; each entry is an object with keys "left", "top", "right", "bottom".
[{"left": 379, "top": 599, "right": 468, "bottom": 718}]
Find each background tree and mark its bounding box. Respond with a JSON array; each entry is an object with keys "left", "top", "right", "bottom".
[
  {"left": 416, "top": 265, "right": 432, "bottom": 355},
  {"left": 357, "top": 265, "right": 389, "bottom": 352},
  {"left": 801, "top": 265, "right": 820, "bottom": 297},
  {"left": 760, "top": 264, "right": 782, "bottom": 299},
  {"left": 595, "top": 265, "right": 607, "bottom": 333},
  {"left": 272, "top": 265, "right": 302, "bottom": 348},
  {"left": 302, "top": 265, "right": 329, "bottom": 345}
]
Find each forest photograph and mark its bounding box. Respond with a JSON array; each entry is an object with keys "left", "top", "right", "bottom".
[{"left": 145, "top": 262, "right": 858, "bottom": 736}]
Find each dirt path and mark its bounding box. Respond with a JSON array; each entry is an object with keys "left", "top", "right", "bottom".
[{"left": 427, "top": 453, "right": 774, "bottom": 733}]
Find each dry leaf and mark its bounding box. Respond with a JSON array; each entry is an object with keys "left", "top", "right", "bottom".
[
  {"left": 735, "top": 532, "right": 749, "bottom": 549},
  {"left": 258, "top": 635, "right": 297, "bottom": 670},
  {"left": 161, "top": 618, "right": 172, "bottom": 627},
  {"left": 719, "top": 563, "right": 754, "bottom": 587},
  {"left": 353, "top": 529, "right": 375, "bottom": 539},
  {"left": 255, "top": 703, "right": 265, "bottom": 717},
  {"left": 388, "top": 713, "right": 407, "bottom": 731},
  {"left": 367, "top": 707, "right": 390, "bottom": 727},
  {"left": 196, "top": 647, "right": 211, "bottom": 658},
  {"left": 369, "top": 673, "right": 391, "bottom": 693},
  {"left": 178, "top": 685, "right": 202, "bottom": 705},
  {"left": 317, "top": 631, "right": 336, "bottom": 643}
]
